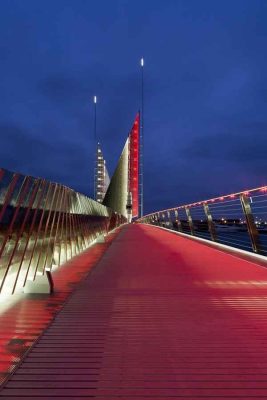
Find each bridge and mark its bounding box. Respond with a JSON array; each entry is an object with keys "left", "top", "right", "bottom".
[{"left": 1, "top": 114, "right": 267, "bottom": 398}]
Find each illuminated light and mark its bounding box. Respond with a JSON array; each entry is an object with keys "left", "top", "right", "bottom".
[
  {"left": 94, "top": 96, "right": 97, "bottom": 104},
  {"left": 140, "top": 57, "right": 144, "bottom": 67},
  {"left": 129, "top": 114, "right": 140, "bottom": 217},
  {"left": 220, "top": 197, "right": 224, "bottom": 201}
]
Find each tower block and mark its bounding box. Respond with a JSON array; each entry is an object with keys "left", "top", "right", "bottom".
[{"left": 94, "top": 143, "right": 110, "bottom": 203}]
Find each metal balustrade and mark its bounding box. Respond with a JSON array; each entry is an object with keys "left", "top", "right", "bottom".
[
  {"left": 0, "top": 168, "right": 126, "bottom": 295},
  {"left": 138, "top": 186, "right": 267, "bottom": 257}
]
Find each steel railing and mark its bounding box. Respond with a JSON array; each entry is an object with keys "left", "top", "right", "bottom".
[
  {"left": 0, "top": 168, "right": 126, "bottom": 295},
  {"left": 138, "top": 186, "right": 267, "bottom": 257}
]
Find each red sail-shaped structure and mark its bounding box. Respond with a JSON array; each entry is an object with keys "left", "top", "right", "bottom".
[
  {"left": 103, "top": 113, "right": 140, "bottom": 219},
  {"left": 128, "top": 113, "right": 140, "bottom": 218}
]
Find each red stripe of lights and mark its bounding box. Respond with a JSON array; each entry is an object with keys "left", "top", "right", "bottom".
[{"left": 129, "top": 114, "right": 140, "bottom": 218}]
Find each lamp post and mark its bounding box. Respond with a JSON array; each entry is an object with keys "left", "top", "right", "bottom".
[
  {"left": 93, "top": 96, "right": 97, "bottom": 200},
  {"left": 140, "top": 58, "right": 144, "bottom": 217},
  {"left": 93, "top": 95, "right": 97, "bottom": 141}
]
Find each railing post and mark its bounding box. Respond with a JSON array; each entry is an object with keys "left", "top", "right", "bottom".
[
  {"left": 240, "top": 194, "right": 261, "bottom": 253},
  {"left": 185, "top": 207, "right": 194, "bottom": 236},
  {"left": 174, "top": 209, "right": 182, "bottom": 232},
  {"left": 160, "top": 213, "right": 165, "bottom": 227},
  {"left": 203, "top": 203, "right": 217, "bottom": 242},
  {"left": 167, "top": 211, "right": 171, "bottom": 228}
]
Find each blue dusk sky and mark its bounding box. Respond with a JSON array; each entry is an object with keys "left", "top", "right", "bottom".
[{"left": 0, "top": 0, "right": 267, "bottom": 213}]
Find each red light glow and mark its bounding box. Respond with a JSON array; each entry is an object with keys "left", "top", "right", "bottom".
[{"left": 129, "top": 113, "right": 140, "bottom": 217}]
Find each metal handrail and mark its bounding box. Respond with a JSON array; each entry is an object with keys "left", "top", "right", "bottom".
[
  {"left": 137, "top": 186, "right": 267, "bottom": 257},
  {"left": 0, "top": 168, "right": 126, "bottom": 295}
]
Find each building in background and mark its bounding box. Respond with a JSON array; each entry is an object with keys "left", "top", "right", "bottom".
[{"left": 94, "top": 143, "right": 110, "bottom": 203}]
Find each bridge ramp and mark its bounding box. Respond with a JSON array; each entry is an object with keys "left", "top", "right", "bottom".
[{"left": 1, "top": 224, "right": 267, "bottom": 399}]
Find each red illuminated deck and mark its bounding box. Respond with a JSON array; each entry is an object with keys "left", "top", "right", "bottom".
[
  {"left": 2, "top": 224, "right": 267, "bottom": 398},
  {"left": 0, "top": 229, "right": 120, "bottom": 389}
]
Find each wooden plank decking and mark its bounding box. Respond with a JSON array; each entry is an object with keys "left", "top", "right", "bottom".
[{"left": 2, "top": 224, "right": 267, "bottom": 399}]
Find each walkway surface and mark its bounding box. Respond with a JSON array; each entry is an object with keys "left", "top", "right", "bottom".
[
  {"left": 2, "top": 224, "right": 267, "bottom": 399},
  {"left": 0, "top": 229, "right": 120, "bottom": 388}
]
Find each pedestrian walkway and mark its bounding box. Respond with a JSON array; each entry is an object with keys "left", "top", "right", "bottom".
[
  {"left": 0, "top": 228, "right": 120, "bottom": 389},
  {"left": 2, "top": 224, "right": 267, "bottom": 399}
]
